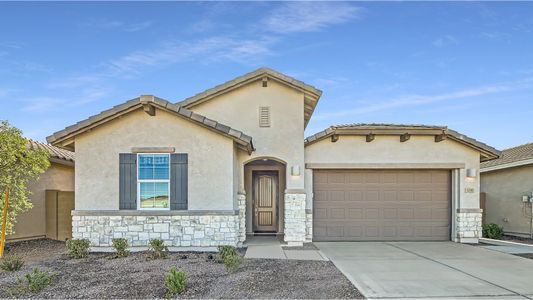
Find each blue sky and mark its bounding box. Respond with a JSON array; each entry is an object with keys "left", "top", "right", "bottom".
[{"left": 1, "top": 2, "right": 532, "bottom": 150}]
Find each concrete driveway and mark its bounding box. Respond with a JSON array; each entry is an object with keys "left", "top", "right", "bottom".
[{"left": 316, "top": 242, "right": 533, "bottom": 299}]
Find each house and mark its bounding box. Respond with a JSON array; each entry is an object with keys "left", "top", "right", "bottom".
[
  {"left": 7, "top": 140, "right": 75, "bottom": 242},
  {"left": 46, "top": 68, "right": 499, "bottom": 249},
  {"left": 480, "top": 143, "right": 533, "bottom": 238}
]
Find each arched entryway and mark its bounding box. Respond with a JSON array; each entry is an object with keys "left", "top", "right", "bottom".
[{"left": 244, "top": 157, "right": 286, "bottom": 236}]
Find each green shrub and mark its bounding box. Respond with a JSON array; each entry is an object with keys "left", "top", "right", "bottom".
[
  {"left": 217, "top": 245, "right": 241, "bottom": 272},
  {"left": 217, "top": 245, "right": 237, "bottom": 260},
  {"left": 483, "top": 223, "right": 504, "bottom": 239},
  {"left": 0, "top": 255, "right": 24, "bottom": 272},
  {"left": 149, "top": 239, "right": 168, "bottom": 259},
  {"left": 16, "top": 268, "right": 52, "bottom": 293},
  {"left": 164, "top": 267, "right": 187, "bottom": 297},
  {"left": 66, "top": 239, "right": 90, "bottom": 258},
  {"left": 223, "top": 254, "right": 241, "bottom": 273},
  {"left": 112, "top": 238, "right": 130, "bottom": 258}
]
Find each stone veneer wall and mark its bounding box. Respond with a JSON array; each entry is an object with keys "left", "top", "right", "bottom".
[
  {"left": 284, "top": 193, "right": 307, "bottom": 246},
  {"left": 72, "top": 211, "right": 240, "bottom": 249},
  {"left": 237, "top": 193, "right": 246, "bottom": 246},
  {"left": 456, "top": 208, "right": 483, "bottom": 243},
  {"left": 305, "top": 211, "right": 313, "bottom": 242}
]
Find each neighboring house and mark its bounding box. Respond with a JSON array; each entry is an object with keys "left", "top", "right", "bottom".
[
  {"left": 46, "top": 68, "right": 499, "bottom": 249},
  {"left": 7, "top": 140, "right": 75, "bottom": 241},
  {"left": 481, "top": 143, "right": 533, "bottom": 238}
]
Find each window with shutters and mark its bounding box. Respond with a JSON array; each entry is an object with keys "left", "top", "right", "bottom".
[
  {"left": 259, "top": 106, "right": 270, "bottom": 127},
  {"left": 137, "top": 153, "right": 170, "bottom": 210}
]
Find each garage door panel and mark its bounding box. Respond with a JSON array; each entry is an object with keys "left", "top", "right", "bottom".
[{"left": 313, "top": 169, "right": 450, "bottom": 241}]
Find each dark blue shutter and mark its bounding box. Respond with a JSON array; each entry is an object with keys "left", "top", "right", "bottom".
[
  {"left": 170, "top": 153, "right": 188, "bottom": 210},
  {"left": 119, "top": 153, "right": 137, "bottom": 209}
]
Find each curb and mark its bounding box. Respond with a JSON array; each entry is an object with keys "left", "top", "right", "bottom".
[{"left": 479, "top": 237, "right": 533, "bottom": 249}]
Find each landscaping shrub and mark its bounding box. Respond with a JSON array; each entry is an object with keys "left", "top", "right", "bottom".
[
  {"left": 217, "top": 245, "right": 237, "bottom": 260},
  {"left": 223, "top": 254, "right": 241, "bottom": 273},
  {"left": 483, "top": 223, "right": 504, "bottom": 239},
  {"left": 0, "top": 255, "right": 24, "bottom": 272},
  {"left": 112, "top": 238, "right": 130, "bottom": 258},
  {"left": 66, "top": 239, "right": 90, "bottom": 259},
  {"left": 217, "top": 245, "right": 241, "bottom": 272},
  {"left": 15, "top": 268, "right": 52, "bottom": 294},
  {"left": 164, "top": 267, "right": 187, "bottom": 297},
  {"left": 149, "top": 239, "right": 168, "bottom": 259}
]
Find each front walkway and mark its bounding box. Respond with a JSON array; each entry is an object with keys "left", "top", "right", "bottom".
[
  {"left": 316, "top": 242, "right": 533, "bottom": 299},
  {"left": 244, "top": 236, "right": 327, "bottom": 261}
]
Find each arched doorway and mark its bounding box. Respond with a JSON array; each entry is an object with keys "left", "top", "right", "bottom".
[{"left": 244, "top": 157, "right": 286, "bottom": 236}]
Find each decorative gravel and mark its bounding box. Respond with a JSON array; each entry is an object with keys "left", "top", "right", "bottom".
[{"left": 0, "top": 239, "right": 363, "bottom": 299}]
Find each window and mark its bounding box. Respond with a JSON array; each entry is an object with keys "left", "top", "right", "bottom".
[
  {"left": 137, "top": 154, "right": 170, "bottom": 210},
  {"left": 259, "top": 106, "right": 270, "bottom": 127}
]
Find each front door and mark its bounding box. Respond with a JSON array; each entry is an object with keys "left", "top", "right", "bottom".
[{"left": 252, "top": 171, "right": 278, "bottom": 233}]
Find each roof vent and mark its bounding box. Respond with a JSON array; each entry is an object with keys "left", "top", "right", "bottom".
[{"left": 259, "top": 106, "right": 270, "bottom": 127}]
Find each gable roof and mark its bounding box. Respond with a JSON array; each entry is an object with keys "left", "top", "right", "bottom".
[
  {"left": 28, "top": 139, "right": 75, "bottom": 166},
  {"left": 481, "top": 142, "right": 533, "bottom": 172},
  {"left": 305, "top": 123, "right": 500, "bottom": 162},
  {"left": 46, "top": 95, "right": 254, "bottom": 154},
  {"left": 176, "top": 67, "right": 323, "bottom": 128}
]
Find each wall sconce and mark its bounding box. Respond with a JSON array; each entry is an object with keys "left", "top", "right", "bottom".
[
  {"left": 291, "top": 165, "right": 301, "bottom": 177},
  {"left": 466, "top": 168, "right": 477, "bottom": 181}
]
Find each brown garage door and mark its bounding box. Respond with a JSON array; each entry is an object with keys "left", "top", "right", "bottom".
[{"left": 313, "top": 169, "right": 450, "bottom": 241}]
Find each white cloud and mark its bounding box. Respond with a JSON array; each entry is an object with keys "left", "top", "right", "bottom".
[
  {"left": 263, "top": 2, "right": 361, "bottom": 34},
  {"left": 81, "top": 19, "right": 153, "bottom": 32},
  {"left": 432, "top": 35, "right": 459, "bottom": 48},
  {"left": 314, "top": 77, "right": 533, "bottom": 120}
]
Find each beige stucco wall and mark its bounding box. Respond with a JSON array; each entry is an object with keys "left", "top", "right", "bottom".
[
  {"left": 304, "top": 135, "right": 481, "bottom": 210},
  {"left": 481, "top": 165, "right": 533, "bottom": 236},
  {"left": 190, "top": 79, "right": 305, "bottom": 191},
  {"left": 75, "top": 108, "right": 236, "bottom": 211},
  {"left": 8, "top": 162, "right": 74, "bottom": 241}
]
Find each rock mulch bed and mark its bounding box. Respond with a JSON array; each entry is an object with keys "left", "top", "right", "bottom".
[
  {"left": 0, "top": 239, "right": 363, "bottom": 299},
  {"left": 502, "top": 234, "right": 533, "bottom": 245}
]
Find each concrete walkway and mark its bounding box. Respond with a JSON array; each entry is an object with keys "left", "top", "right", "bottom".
[
  {"left": 244, "top": 236, "right": 327, "bottom": 261},
  {"left": 316, "top": 242, "right": 533, "bottom": 299}
]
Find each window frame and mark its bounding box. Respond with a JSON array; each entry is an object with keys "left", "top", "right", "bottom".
[{"left": 136, "top": 153, "right": 171, "bottom": 211}]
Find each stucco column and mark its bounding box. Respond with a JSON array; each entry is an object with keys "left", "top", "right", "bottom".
[{"left": 284, "top": 190, "right": 307, "bottom": 246}]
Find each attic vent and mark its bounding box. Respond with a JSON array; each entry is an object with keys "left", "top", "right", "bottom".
[{"left": 259, "top": 106, "right": 270, "bottom": 127}]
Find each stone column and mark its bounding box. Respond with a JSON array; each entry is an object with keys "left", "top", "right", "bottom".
[
  {"left": 305, "top": 210, "right": 313, "bottom": 242},
  {"left": 284, "top": 192, "right": 307, "bottom": 246},
  {"left": 237, "top": 192, "right": 246, "bottom": 246},
  {"left": 456, "top": 208, "right": 482, "bottom": 243}
]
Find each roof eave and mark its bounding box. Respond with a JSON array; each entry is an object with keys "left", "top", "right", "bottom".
[{"left": 47, "top": 97, "right": 255, "bottom": 152}]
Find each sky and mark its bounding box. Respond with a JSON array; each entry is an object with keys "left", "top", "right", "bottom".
[{"left": 1, "top": 2, "right": 532, "bottom": 150}]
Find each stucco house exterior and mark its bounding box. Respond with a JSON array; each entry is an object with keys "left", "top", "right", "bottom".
[
  {"left": 481, "top": 143, "right": 533, "bottom": 238},
  {"left": 7, "top": 140, "right": 75, "bottom": 241},
  {"left": 46, "top": 68, "right": 499, "bottom": 250}
]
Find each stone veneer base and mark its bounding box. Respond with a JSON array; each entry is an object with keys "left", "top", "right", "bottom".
[
  {"left": 72, "top": 211, "right": 240, "bottom": 250},
  {"left": 284, "top": 193, "right": 307, "bottom": 246},
  {"left": 456, "top": 208, "right": 482, "bottom": 243}
]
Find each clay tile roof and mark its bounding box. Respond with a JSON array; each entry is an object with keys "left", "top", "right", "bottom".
[
  {"left": 28, "top": 139, "right": 75, "bottom": 163},
  {"left": 46, "top": 96, "right": 254, "bottom": 154},
  {"left": 481, "top": 142, "right": 533, "bottom": 170},
  {"left": 176, "top": 67, "right": 323, "bottom": 128},
  {"left": 305, "top": 123, "right": 500, "bottom": 162}
]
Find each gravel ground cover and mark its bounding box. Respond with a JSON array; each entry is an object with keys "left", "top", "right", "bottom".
[
  {"left": 0, "top": 239, "right": 362, "bottom": 299},
  {"left": 502, "top": 235, "right": 533, "bottom": 245}
]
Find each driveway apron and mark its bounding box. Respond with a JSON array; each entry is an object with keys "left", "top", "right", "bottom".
[{"left": 316, "top": 242, "right": 533, "bottom": 299}]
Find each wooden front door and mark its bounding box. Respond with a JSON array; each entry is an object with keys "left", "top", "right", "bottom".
[{"left": 253, "top": 171, "right": 278, "bottom": 232}]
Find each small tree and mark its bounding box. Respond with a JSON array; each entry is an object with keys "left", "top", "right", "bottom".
[{"left": 0, "top": 121, "right": 50, "bottom": 236}]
